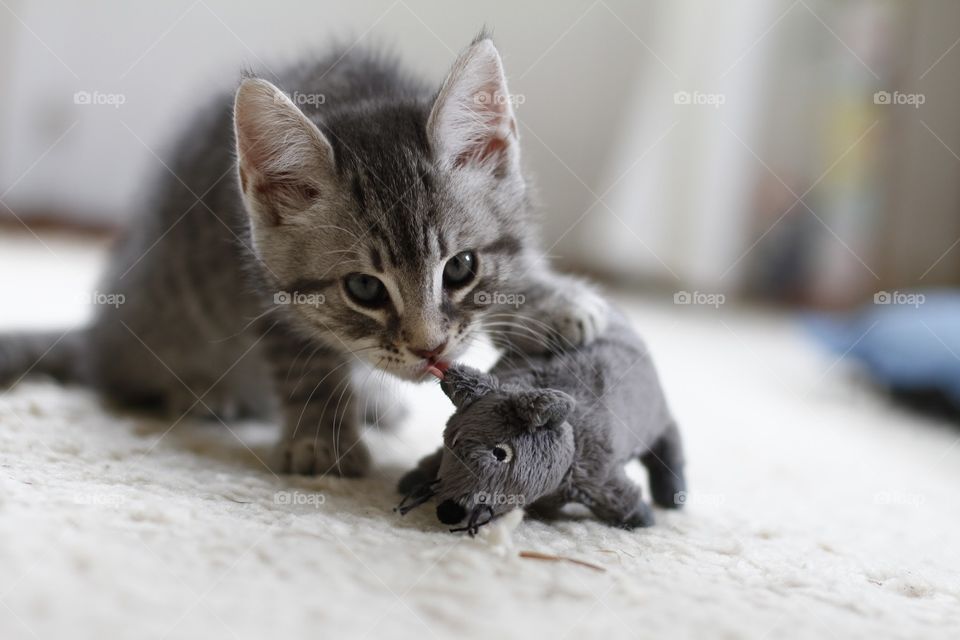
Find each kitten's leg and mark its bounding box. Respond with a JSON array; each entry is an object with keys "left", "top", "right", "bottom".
[
  {"left": 397, "top": 447, "right": 444, "bottom": 494},
  {"left": 265, "top": 325, "right": 370, "bottom": 477},
  {"left": 641, "top": 422, "right": 687, "bottom": 509},
  {"left": 579, "top": 468, "right": 654, "bottom": 529},
  {"left": 485, "top": 268, "right": 609, "bottom": 355}
]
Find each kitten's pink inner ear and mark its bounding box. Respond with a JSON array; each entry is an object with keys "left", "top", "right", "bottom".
[
  {"left": 234, "top": 78, "right": 334, "bottom": 224},
  {"left": 429, "top": 39, "right": 519, "bottom": 175}
]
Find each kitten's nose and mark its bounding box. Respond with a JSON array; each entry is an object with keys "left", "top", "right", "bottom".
[{"left": 408, "top": 341, "right": 448, "bottom": 361}]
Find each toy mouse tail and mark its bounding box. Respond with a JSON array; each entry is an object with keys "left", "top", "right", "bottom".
[
  {"left": 641, "top": 422, "right": 687, "bottom": 508},
  {"left": 0, "top": 328, "right": 88, "bottom": 387}
]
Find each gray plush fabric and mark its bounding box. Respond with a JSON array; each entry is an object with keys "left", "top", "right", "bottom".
[{"left": 398, "top": 308, "right": 686, "bottom": 532}]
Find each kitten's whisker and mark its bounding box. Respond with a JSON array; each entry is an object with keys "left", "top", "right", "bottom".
[
  {"left": 311, "top": 373, "right": 353, "bottom": 474},
  {"left": 482, "top": 314, "right": 578, "bottom": 358},
  {"left": 291, "top": 358, "right": 354, "bottom": 442},
  {"left": 309, "top": 224, "right": 363, "bottom": 241},
  {"left": 480, "top": 319, "right": 569, "bottom": 360},
  {"left": 285, "top": 341, "right": 323, "bottom": 385},
  {"left": 482, "top": 329, "right": 566, "bottom": 370},
  {"left": 332, "top": 371, "right": 358, "bottom": 474},
  {"left": 211, "top": 305, "right": 279, "bottom": 343}
]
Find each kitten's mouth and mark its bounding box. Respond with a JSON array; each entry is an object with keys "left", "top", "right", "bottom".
[
  {"left": 419, "top": 357, "right": 450, "bottom": 380},
  {"left": 376, "top": 332, "right": 468, "bottom": 381},
  {"left": 425, "top": 360, "right": 449, "bottom": 379},
  {"left": 424, "top": 358, "right": 450, "bottom": 380},
  {"left": 382, "top": 350, "right": 458, "bottom": 382}
]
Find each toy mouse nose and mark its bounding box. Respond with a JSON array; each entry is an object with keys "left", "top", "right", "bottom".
[
  {"left": 436, "top": 499, "right": 466, "bottom": 524},
  {"left": 409, "top": 341, "right": 448, "bottom": 360}
]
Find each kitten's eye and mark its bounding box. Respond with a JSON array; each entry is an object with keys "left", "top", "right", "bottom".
[
  {"left": 491, "top": 443, "right": 513, "bottom": 463},
  {"left": 443, "top": 251, "right": 477, "bottom": 288},
  {"left": 344, "top": 273, "right": 388, "bottom": 308}
]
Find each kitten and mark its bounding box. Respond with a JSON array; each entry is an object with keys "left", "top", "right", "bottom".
[{"left": 0, "top": 35, "right": 608, "bottom": 477}]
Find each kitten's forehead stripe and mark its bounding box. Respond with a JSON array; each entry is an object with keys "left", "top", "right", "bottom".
[
  {"left": 351, "top": 175, "right": 367, "bottom": 212},
  {"left": 420, "top": 224, "right": 431, "bottom": 260},
  {"left": 483, "top": 234, "right": 522, "bottom": 256},
  {"left": 286, "top": 277, "right": 336, "bottom": 293},
  {"left": 437, "top": 231, "right": 448, "bottom": 258},
  {"left": 369, "top": 247, "right": 383, "bottom": 272}
]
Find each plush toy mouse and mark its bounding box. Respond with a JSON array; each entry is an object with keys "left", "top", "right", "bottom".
[{"left": 396, "top": 308, "right": 686, "bottom": 534}]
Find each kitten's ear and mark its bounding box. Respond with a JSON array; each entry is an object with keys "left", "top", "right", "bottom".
[
  {"left": 511, "top": 389, "right": 575, "bottom": 431},
  {"left": 234, "top": 77, "right": 335, "bottom": 226},
  {"left": 439, "top": 364, "right": 499, "bottom": 408},
  {"left": 428, "top": 38, "right": 519, "bottom": 177}
]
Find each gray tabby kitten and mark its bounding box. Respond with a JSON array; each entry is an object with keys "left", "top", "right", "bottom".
[{"left": 0, "top": 35, "right": 608, "bottom": 477}]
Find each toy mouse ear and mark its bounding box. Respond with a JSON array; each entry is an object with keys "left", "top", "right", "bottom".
[
  {"left": 439, "top": 364, "right": 499, "bottom": 408},
  {"left": 512, "top": 389, "right": 575, "bottom": 430}
]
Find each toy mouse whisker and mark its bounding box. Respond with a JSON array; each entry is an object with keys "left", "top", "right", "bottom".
[
  {"left": 449, "top": 504, "right": 495, "bottom": 537},
  {"left": 394, "top": 479, "right": 440, "bottom": 515}
]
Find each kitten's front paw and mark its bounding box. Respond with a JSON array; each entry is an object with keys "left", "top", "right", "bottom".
[
  {"left": 618, "top": 501, "right": 655, "bottom": 529},
  {"left": 278, "top": 437, "right": 371, "bottom": 477},
  {"left": 544, "top": 287, "right": 609, "bottom": 351}
]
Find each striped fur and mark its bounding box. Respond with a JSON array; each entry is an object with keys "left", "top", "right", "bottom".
[{"left": 0, "top": 36, "right": 609, "bottom": 476}]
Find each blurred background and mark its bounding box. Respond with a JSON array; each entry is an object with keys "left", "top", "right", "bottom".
[{"left": 1, "top": 0, "right": 958, "bottom": 310}]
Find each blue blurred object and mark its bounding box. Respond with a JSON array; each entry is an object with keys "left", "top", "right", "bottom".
[{"left": 805, "top": 290, "right": 960, "bottom": 412}]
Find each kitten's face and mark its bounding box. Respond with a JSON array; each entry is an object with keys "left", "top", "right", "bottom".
[
  {"left": 235, "top": 40, "right": 529, "bottom": 380},
  {"left": 254, "top": 145, "right": 527, "bottom": 380}
]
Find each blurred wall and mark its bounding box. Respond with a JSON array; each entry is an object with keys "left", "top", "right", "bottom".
[
  {"left": 2, "top": 0, "right": 959, "bottom": 307},
  {"left": 0, "top": 0, "right": 652, "bottom": 239}
]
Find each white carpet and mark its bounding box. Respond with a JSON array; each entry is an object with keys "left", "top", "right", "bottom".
[{"left": 1, "top": 231, "right": 959, "bottom": 640}]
